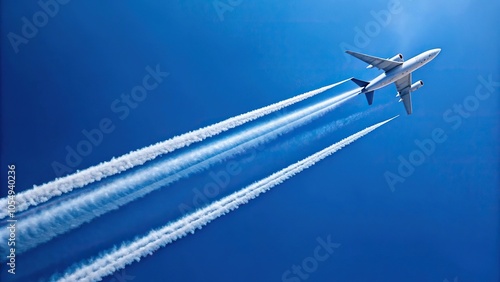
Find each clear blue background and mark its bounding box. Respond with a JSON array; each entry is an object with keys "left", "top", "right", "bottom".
[{"left": 1, "top": 0, "right": 499, "bottom": 281}]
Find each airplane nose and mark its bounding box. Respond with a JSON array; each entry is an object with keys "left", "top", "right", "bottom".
[{"left": 434, "top": 48, "right": 441, "bottom": 55}]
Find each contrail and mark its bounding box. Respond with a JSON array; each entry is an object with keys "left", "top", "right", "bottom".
[
  {"left": 53, "top": 116, "right": 398, "bottom": 282},
  {"left": 273, "top": 103, "right": 389, "bottom": 152},
  {"left": 0, "top": 79, "right": 351, "bottom": 219},
  {"left": 3, "top": 89, "right": 360, "bottom": 255}
]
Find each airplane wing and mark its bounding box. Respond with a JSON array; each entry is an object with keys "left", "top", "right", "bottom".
[
  {"left": 395, "top": 73, "right": 413, "bottom": 115},
  {"left": 346, "top": 50, "right": 402, "bottom": 72}
]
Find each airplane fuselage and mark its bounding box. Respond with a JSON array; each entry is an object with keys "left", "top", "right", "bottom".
[
  {"left": 346, "top": 48, "right": 441, "bottom": 114},
  {"left": 362, "top": 49, "right": 441, "bottom": 93}
]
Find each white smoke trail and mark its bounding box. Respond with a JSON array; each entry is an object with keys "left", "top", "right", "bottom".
[
  {"left": 53, "top": 116, "right": 398, "bottom": 282},
  {"left": 3, "top": 89, "right": 360, "bottom": 255},
  {"left": 273, "top": 103, "right": 390, "bottom": 152},
  {"left": 0, "top": 79, "right": 352, "bottom": 218}
]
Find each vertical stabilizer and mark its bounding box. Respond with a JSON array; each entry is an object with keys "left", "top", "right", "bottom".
[{"left": 365, "top": 91, "right": 374, "bottom": 105}]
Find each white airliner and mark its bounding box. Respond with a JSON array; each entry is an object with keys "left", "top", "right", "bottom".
[{"left": 346, "top": 48, "right": 441, "bottom": 114}]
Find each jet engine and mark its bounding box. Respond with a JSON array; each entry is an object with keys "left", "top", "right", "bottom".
[
  {"left": 390, "top": 53, "right": 404, "bottom": 62},
  {"left": 396, "top": 80, "right": 424, "bottom": 99},
  {"left": 410, "top": 80, "right": 424, "bottom": 92},
  {"left": 367, "top": 53, "right": 404, "bottom": 68}
]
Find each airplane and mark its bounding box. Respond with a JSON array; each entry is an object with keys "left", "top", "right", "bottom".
[{"left": 346, "top": 48, "right": 441, "bottom": 114}]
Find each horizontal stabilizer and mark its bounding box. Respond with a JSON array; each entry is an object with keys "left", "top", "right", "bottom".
[
  {"left": 350, "top": 77, "right": 370, "bottom": 88},
  {"left": 365, "top": 91, "right": 374, "bottom": 105}
]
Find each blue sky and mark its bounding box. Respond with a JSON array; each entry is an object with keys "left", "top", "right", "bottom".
[{"left": 1, "top": 0, "right": 499, "bottom": 281}]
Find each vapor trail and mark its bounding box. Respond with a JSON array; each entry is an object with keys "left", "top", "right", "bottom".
[
  {"left": 4, "top": 89, "right": 360, "bottom": 255},
  {"left": 54, "top": 116, "right": 398, "bottom": 282},
  {"left": 273, "top": 103, "right": 389, "bottom": 152},
  {"left": 0, "top": 79, "right": 351, "bottom": 219}
]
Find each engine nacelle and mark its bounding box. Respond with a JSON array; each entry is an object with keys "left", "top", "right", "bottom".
[
  {"left": 367, "top": 53, "right": 404, "bottom": 68},
  {"left": 410, "top": 80, "right": 424, "bottom": 92},
  {"left": 396, "top": 80, "right": 424, "bottom": 100},
  {"left": 390, "top": 53, "right": 404, "bottom": 62}
]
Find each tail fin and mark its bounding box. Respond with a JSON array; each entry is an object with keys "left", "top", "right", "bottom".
[
  {"left": 364, "top": 91, "right": 374, "bottom": 105},
  {"left": 350, "top": 77, "right": 370, "bottom": 88},
  {"left": 350, "top": 78, "right": 374, "bottom": 105}
]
